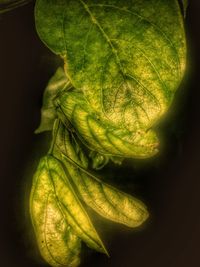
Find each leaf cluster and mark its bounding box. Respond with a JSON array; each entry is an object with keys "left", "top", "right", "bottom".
[
  {"left": 30, "top": 0, "right": 187, "bottom": 266},
  {"left": 0, "top": 0, "right": 187, "bottom": 266}
]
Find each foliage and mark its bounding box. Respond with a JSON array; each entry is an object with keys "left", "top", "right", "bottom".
[{"left": 2, "top": 0, "right": 188, "bottom": 266}]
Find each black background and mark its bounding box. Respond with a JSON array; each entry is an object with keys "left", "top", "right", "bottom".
[{"left": 0, "top": 1, "right": 200, "bottom": 267}]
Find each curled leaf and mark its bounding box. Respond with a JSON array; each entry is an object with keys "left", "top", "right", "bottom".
[
  {"left": 89, "top": 151, "right": 109, "bottom": 170},
  {"left": 35, "top": 67, "right": 69, "bottom": 133},
  {"left": 55, "top": 90, "right": 158, "bottom": 158}
]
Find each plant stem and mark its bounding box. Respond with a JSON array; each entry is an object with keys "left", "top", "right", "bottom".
[
  {"left": 48, "top": 119, "right": 60, "bottom": 155},
  {"left": 0, "top": 0, "right": 33, "bottom": 14}
]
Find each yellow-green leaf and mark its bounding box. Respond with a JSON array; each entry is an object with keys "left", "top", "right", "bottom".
[
  {"left": 56, "top": 91, "right": 158, "bottom": 158},
  {"left": 30, "top": 157, "right": 81, "bottom": 267},
  {"left": 54, "top": 124, "right": 149, "bottom": 228},
  {"left": 46, "top": 156, "right": 107, "bottom": 254},
  {"left": 35, "top": 0, "right": 186, "bottom": 146}
]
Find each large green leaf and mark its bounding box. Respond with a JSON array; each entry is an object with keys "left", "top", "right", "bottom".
[
  {"left": 30, "top": 157, "right": 81, "bottom": 267},
  {"left": 35, "top": 0, "right": 186, "bottom": 135},
  {"left": 53, "top": 122, "right": 149, "bottom": 228}
]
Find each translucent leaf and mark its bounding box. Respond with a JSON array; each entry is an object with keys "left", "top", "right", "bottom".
[
  {"left": 54, "top": 124, "right": 149, "bottom": 228},
  {"left": 56, "top": 90, "right": 158, "bottom": 158},
  {"left": 35, "top": 0, "right": 186, "bottom": 131},
  {"left": 46, "top": 156, "right": 107, "bottom": 254},
  {"left": 30, "top": 157, "right": 81, "bottom": 267},
  {"left": 64, "top": 156, "right": 149, "bottom": 228}
]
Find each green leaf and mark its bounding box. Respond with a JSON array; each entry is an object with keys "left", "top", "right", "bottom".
[
  {"left": 52, "top": 119, "right": 89, "bottom": 169},
  {"left": 56, "top": 90, "right": 159, "bottom": 158},
  {"left": 64, "top": 156, "right": 149, "bottom": 228},
  {"left": 35, "top": 0, "right": 186, "bottom": 140},
  {"left": 46, "top": 156, "right": 107, "bottom": 254},
  {"left": 53, "top": 124, "right": 149, "bottom": 228},
  {"left": 35, "top": 67, "right": 69, "bottom": 133},
  {"left": 30, "top": 157, "right": 81, "bottom": 267}
]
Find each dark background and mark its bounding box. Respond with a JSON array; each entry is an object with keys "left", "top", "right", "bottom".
[{"left": 0, "top": 1, "right": 200, "bottom": 267}]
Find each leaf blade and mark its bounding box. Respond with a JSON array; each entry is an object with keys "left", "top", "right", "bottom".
[
  {"left": 30, "top": 157, "right": 81, "bottom": 267},
  {"left": 54, "top": 124, "right": 149, "bottom": 228},
  {"left": 46, "top": 155, "right": 108, "bottom": 255},
  {"left": 36, "top": 0, "right": 186, "bottom": 133},
  {"left": 64, "top": 156, "right": 149, "bottom": 228},
  {"left": 56, "top": 90, "right": 158, "bottom": 158}
]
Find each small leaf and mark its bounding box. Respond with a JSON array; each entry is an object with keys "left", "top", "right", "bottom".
[
  {"left": 30, "top": 157, "right": 81, "bottom": 267},
  {"left": 89, "top": 151, "right": 109, "bottom": 170},
  {"left": 35, "top": 67, "right": 69, "bottom": 134}
]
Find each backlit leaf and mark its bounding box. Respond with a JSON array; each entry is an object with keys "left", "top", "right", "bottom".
[
  {"left": 46, "top": 156, "right": 107, "bottom": 254},
  {"left": 54, "top": 123, "right": 149, "bottom": 228},
  {"left": 30, "top": 157, "right": 81, "bottom": 267},
  {"left": 56, "top": 90, "right": 159, "bottom": 158},
  {"left": 35, "top": 0, "right": 186, "bottom": 132}
]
